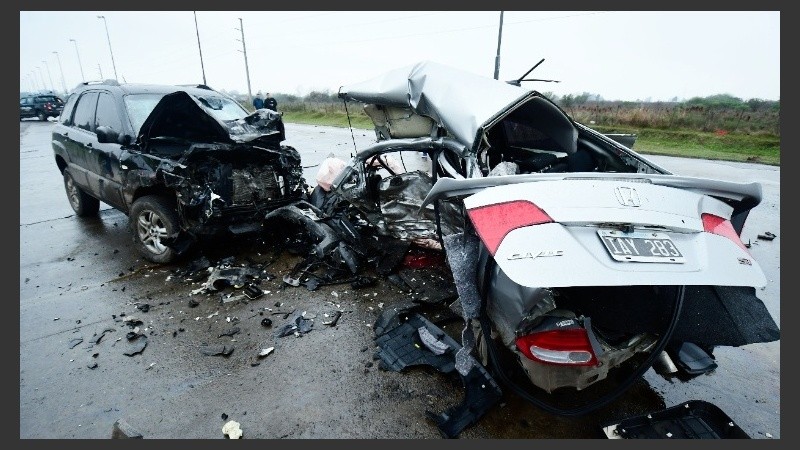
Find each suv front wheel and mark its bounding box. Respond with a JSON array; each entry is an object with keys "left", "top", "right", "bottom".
[{"left": 129, "top": 195, "right": 181, "bottom": 264}]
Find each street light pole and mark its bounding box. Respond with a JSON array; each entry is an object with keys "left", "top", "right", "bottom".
[
  {"left": 52, "top": 51, "right": 68, "bottom": 95},
  {"left": 97, "top": 64, "right": 104, "bottom": 80},
  {"left": 42, "top": 60, "right": 55, "bottom": 92},
  {"left": 97, "top": 15, "right": 118, "bottom": 80},
  {"left": 69, "top": 38, "right": 85, "bottom": 83},
  {"left": 193, "top": 11, "right": 207, "bottom": 85},
  {"left": 235, "top": 17, "right": 253, "bottom": 107},
  {"left": 493, "top": 11, "right": 504, "bottom": 80},
  {"left": 36, "top": 67, "right": 48, "bottom": 91}
]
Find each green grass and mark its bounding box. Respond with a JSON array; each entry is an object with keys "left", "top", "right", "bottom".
[
  {"left": 279, "top": 113, "right": 780, "bottom": 166},
  {"left": 281, "top": 111, "right": 374, "bottom": 130},
  {"left": 592, "top": 125, "right": 780, "bottom": 166}
]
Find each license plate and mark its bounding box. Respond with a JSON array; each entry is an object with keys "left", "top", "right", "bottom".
[{"left": 598, "top": 229, "right": 685, "bottom": 263}]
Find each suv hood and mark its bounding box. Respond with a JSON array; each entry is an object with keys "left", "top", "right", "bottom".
[
  {"left": 137, "top": 91, "right": 285, "bottom": 147},
  {"left": 338, "top": 60, "right": 576, "bottom": 154}
]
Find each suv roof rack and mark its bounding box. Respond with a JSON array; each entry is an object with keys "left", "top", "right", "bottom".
[
  {"left": 78, "top": 79, "right": 120, "bottom": 87},
  {"left": 176, "top": 84, "right": 214, "bottom": 91}
]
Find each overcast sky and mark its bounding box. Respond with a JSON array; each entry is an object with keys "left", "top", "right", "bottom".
[{"left": 20, "top": 11, "right": 780, "bottom": 101}]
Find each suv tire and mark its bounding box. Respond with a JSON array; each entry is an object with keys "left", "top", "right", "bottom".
[
  {"left": 129, "top": 195, "right": 181, "bottom": 264},
  {"left": 63, "top": 171, "right": 100, "bottom": 217},
  {"left": 37, "top": 111, "right": 46, "bottom": 121}
]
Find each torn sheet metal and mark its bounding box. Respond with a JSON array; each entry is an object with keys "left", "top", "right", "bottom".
[
  {"left": 339, "top": 61, "right": 536, "bottom": 153},
  {"left": 373, "top": 307, "right": 502, "bottom": 438}
]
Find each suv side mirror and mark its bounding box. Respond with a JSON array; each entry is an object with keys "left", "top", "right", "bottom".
[{"left": 96, "top": 126, "right": 133, "bottom": 145}]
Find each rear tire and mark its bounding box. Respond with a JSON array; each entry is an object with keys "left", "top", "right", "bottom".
[
  {"left": 63, "top": 171, "right": 100, "bottom": 217},
  {"left": 129, "top": 195, "right": 181, "bottom": 264},
  {"left": 37, "top": 111, "right": 46, "bottom": 121}
]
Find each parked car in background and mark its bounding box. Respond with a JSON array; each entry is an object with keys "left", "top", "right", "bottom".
[
  {"left": 51, "top": 80, "right": 307, "bottom": 263},
  {"left": 20, "top": 94, "right": 64, "bottom": 121}
]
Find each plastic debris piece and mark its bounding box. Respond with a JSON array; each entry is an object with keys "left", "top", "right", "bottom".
[
  {"left": 418, "top": 326, "right": 450, "bottom": 355},
  {"left": 757, "top": 231, "right": 776, "bottom": 241},
  {"left": 188, "top": 299, "right": 200, "bottom": 308},
  {"left": 283, "top": 275, "right": 301, "bottom": 287},
  {"left": 222, "top": 420, "right": 242, "bottom": 439},
  {"left": 218, "top": 327, "right": 241, "bottom": 338},
  {"left": 90, "top": 328, "right": 116, "bottom": 345},
  {"left": 68, "top": 338, "right": 83, "bottom": 349},
  {"left": 258, "top": 347, "right": 275, "bottom": 358},
  {"left": 87, "top": 362, "right": 98, "bottom": 370},
  {"left": 136, "top": 304, "right": 150, "bottom": 313},
  {"left": 261, "top": 318, "right": 273, "bottom": 327},
  {"left": 323, "top": 311, "right": 342, "bottom": 327},
  {"left": 112, "top": 419, "right": 143, "bottom": 439},
  {"left": 123, "top": 335, "right": 148, "bottom": 356},
  {"left": 200, "top": 344, "right": 234, "bottom": 356}
]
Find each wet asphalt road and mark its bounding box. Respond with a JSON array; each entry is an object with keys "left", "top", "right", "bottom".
[{"left": 19, "top": 119, "right": 780, "bottom": 439}]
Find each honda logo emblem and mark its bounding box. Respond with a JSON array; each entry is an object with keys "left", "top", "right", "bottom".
[{"left": 614, "top": 186, "right": 641, "bottom": 207}]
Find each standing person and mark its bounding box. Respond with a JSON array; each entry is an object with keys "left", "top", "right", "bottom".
[
  {"left": 264, "top": 92, "right": 278, "bottom": 111},
  {"left": 253, "top": 92, "right": 264, "bottom": 110}
]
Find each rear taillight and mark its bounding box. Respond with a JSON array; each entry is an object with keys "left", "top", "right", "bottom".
[
  {"left": 515, "top": 328, "right": 597, "bottom": 366},
  {"left": 702, "top": 213, "right": 749, "bottom": 252},
  {"left": 467, "top": 200, "right": 553, "bottom": 255}
]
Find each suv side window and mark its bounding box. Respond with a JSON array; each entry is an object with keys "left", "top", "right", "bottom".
[
  {"left": 72, "top": 92, "right": 99, "bottom": 132},
  {"left": 59, "top": 94, "right": 78, "bottom": 125},
  {"left": 95, "top": 92, "right": 123, "bottom": 133}
]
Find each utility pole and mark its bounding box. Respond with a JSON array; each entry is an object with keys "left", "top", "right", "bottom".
[
  {"left": 70, "top": 39, "right": 85, "bottom": 83},
  {"left": 235, "top": 17, "right": 253, "bottom": 106},
  {"left": 53, "top": 51, "right": 68, "bottom": 95},
  {"left": 493, "top": 11, "right": 504, "bottom": 80},
  {"left": 194, "top": 11, "right": 207, "bottom": 85},
  {"left": 42, "top": 60, "right": 55, "bottom": 92}
]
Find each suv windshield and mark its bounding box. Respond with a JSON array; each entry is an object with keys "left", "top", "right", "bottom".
[{"left": 124, "top": 92, "right": 248, "bottom": 135}]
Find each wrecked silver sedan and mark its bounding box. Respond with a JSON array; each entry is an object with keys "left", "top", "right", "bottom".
[
  {"left": 52, "top": 82, "right": 306, "bottom": 263},
  {"left": 294, "top": 61, "right": 780, "bottom": 427}
]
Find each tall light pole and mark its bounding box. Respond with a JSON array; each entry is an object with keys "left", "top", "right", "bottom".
[
  {"left": 493, "top": 11, "right": 504, "bottom": 80},
  {"left": 36, "top": 67, "right": 48, "bottom": 91},
  {"left": 97, "top": 15, "right": 118, "bottom": 80},
  {"left": 97, "top": 64, "right": 104, "bottom": 80},
  {"left": 69, "top": 38, "right": 85, "bottom": 83},
  {"left": 193, "top": 11, "right": 207, "bottom": 85},
  {"left": 42, "top": 61, "right": 55, "bottom": 92},
  {"left": 52, "top": 51, "right": 68, "bottom": 95},
  {"left": 235, "top": 17, "right": 253, "bottom": 106}
]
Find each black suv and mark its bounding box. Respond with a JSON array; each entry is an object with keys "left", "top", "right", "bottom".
[
  {"left": 20, "top": 94, "right": 64, "bottom": 121},
  {"left": 52, "top": 80, "right": 307, "bottom": 263}
]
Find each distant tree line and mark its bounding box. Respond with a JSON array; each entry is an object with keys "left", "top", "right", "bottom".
[{"left": 221, "top": 87, "right": 779, "bottom": 136}]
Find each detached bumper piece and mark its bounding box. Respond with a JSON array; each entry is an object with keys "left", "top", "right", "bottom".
[
  {"left": 601, "top": 400, "right": 750, "bottom": 439},
  {"left": 373, "top": 307, "right": 502, "bottom": 438}
]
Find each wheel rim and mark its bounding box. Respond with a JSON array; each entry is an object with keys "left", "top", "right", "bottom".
[
  {"left": 136, "top": 209, "right": 169, "bottom": 255},
  {"left": 65, "top": 176, "right": 81, "bottom": 210}
]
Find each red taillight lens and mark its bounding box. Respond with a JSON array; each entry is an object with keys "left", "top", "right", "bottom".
[
  {"left": 515, "top": 328, "right": 597, "bottom": 366},
  {"left": 467, "top": 200, "right": 553, "bottom": 255},
  {"left": 701, "top": 213, "right": 749, "bottom": 252}
]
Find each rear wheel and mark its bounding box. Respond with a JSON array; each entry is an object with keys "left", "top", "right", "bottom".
[
  {"left": 37, "top": 110, "right": 46, "bottom": 121},
  {"left": 129, "top": 195, "right": 181, "bottom": 264},
  {"left": 63, "top": 171, "right": 100, "bottom": 217}
]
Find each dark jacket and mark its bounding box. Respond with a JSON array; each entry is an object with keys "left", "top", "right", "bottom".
[
  {"left": 253, "top": 97, "right": 264, "bottom": 109},
  {"left": 264, "top": 97, "right": 277, "bottom": 111}
]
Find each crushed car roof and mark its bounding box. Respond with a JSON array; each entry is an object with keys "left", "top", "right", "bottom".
[
  {"left": 338, "top": 60, "right": 543, "bottom": 152},
  {"left": 137, "top": 91, "right": 284, "bottom": 146}
]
